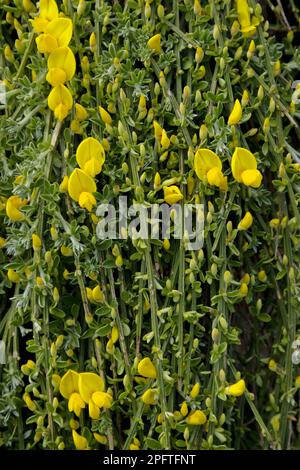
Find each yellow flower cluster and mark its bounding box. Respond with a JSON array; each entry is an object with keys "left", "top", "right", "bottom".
[
  {"left": 31, "top": 0, "right": 74, "bottom": 120},
  {"left": 194, "top": 146, "right": 262, "bottom": 190},
  {"left": 67, "top": 137, "right": 105, "bottom": 212},
  {"left": 59, "top": 369, "right": 112, "bottom": 450}
]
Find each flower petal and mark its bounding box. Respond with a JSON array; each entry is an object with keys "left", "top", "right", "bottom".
[
  {"left": 194, "top": 148, "right": 222, "bottom": 181},
  {"left": 241, "top": 169, "right": 262, "bottom": 188},
  {"left": 78, "top": 372, "right": 104, "bottom": 404},
  {"left": 59, "top": 370, "right": 79, "bottom": 399},
  {"left": 76, "top": 137, "right": 105, "bottom": 170},
  {"left": 231, "top": 147, "right": 257, "bottom": 182},
  {"left": 46, "top": 18, "right": 73, "bottom": 47},
  {"left": 68, "top": 169, "right": 96, "bottom": 202}
]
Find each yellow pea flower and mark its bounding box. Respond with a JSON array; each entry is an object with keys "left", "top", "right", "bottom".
[
  {"left": 23, "top": 392, "right": 37, "bottom": 412},
  {"left": 239, "top": 282, "right": 248, "bottom": 296},
  {"left": 48, "top": 84, "right": 73, "bottom": 121},
  {"left": 39, "top": 0, "right": 59, "bottom": 20},
  {"left": 295, "top": 376, "right": 300, "bottom": 387},
  {"left": 92, "top": 285, "right": 104, "bottom": 302},
  {"left": 228, "top": 99, "right": 242, "bottom": 125},
  {"left": 161, "top": 129, "right": 170, "bottom": 149},
  {"left": 138, "top": 357, "right": 157, "bottom": 379},
  {"left": 72, "top": 430, "right": 88, "bottom": 450},
  {"left": 92, "top": 391, "right": 113, "bottom": 409},
  {"left": 142, "top": 388, "right": 158, "bottom": 405},
  {"left": 78, "top": 372, "right": 105, "bottom": 418},
  {"left": 94, "top": 433, "right": 107, "bottom": 445},
  {"left": 163, "top": 238, "right": 170, "bottom": 251},
  {"left": 60, "top": 370, "right": 85, "bottom": 417},
  {"left": 147, "top": 33, "right": 161, "bottom": 54},
  {"left": 163, "top": 186, "right": 183, "bottom": 205},
  {"left": 238, "top": 211, "right": 253, "bottom": 230},
  {"left": 61, "top": 245, "right": 73, "bottom": 257},
  {"left": 36, "top": 18, "right": 73, "bottom": 53},
  {"left": 154, "top": 172, "right": 161, "bottom": 189},
  {"left": 75, "top": 103, "right": 88, "bottom": 121},
  {"left": 30, "top": 17, "right": 50, "bottom": 33},
  {"left": 190, "top": 382, "right": 200, "bottom": 398},
  {"left": 59, "top": 175, "right": 69, "bottom": 193},
  {"left": 8, "top": 269, "right": 20, "bottom": 283},
  {"left": 68, "top": 169, "right": 96, "bottom": 202},
  {"left": 153, "top": 120, "right": 163, "bottom": 140},
  {"left": 187, "top": 410, "right": 207, "bottom": 425},
  {"left": 207, "top": 167, "right": 228, "bottom": 191},
  {"left": 46, "top": 47, "right": 76, "bottom": 86},
  {"left": 180, "top": 401, "right": 188, "bottom": 417},
  {"left": 0, "top": 237, "right": 6, "bottom": 249},
  {"left": 32, "top": 233, "right": 42, "bottom": 251},
  {"left": 236, "top": 0, "right": 257, "bottom": 35},
  {"left": 268, "top": 359, "right": 277, "bottom": 371},
  {"left": 226, "top": 378, "right": 246, "bottom": 396},
  {"left": 258, "top": 270, "right": 267, "bottom": 282},
  {"left": 78, "top": 192, "right": 96, "bottom": 212},
  {"left": 111, "top": 325, "right": 119, "bottom": 344},
  {"left": 6, "top": 195, "right": 27, "bottom": 221},
  {"left": 194, "top": 148, "right": 227, "bottom": 190},
  {"left": 76, "top": 137, "right": 105, "bottom": 174},
  {"left": 231, "top": 147, "right": 263, "bottom": 188},
  {"left": 99, "top": 106, "right": 112, "bottom": 125}
]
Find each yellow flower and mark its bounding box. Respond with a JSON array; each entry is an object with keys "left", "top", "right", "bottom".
[
  {"left": 32, "top": 233, "right": 42, "bottom": 251},
  {"left": 231, "top": 147, "right": 263, "bottom": 188},
  {"left": 6, "top": 195, "right": 27, "bottom": 221},
  {"left": 238, "top": 211, "right": 253, "bottom": 230},
  {"left": 194, "top": 148, "right": 227, "bottom": 190},
  {"left": 154, "top": 172, "right": 161, "bottom": 189},
  {"left": 187, "top": 410, "right": 207, "bottom": 425},
  {"left": 142, "top": 388, "right": 158, "bottom": 405},
  {"left": 92, "top": 391, "right": 113, "bottom": 409},
  {"left": 46, "top": 47, "right": 76, "bottom": 86},
  {"left": 163, "top": 186, "right": 183, "bottom": 205},
  {"left": 239, "top": 282, "right": 248, "bottom": 296},
  {"left": 258, "top": 270, "right": 267, "bottom": 282},
  {"left": 36, "top": 18, "right": 73, "bottom": 53},
  {"left": 75, "top": 103, "right": 88, "bottom": 121},
  {"left": 295, "top": 376, "right": 300, "bottom": 387},
  {"left": 59, "top": 175, "right": 69, "bottom": 193},
  {"left": 268, "top": 359, "right": 277, "bottom": 371},
  {"left": 111, "top": 325, "right": 119, "bottom": 344},
  {"left": 207, "top": 167, "right": 228, "bottom": 191},
  {"left": 161, "top": 129, "right": 170, "bottom": 149},
  {"left": 60, "top": 370, "right": 85, "bottom": 417},
  {"left": 190, "top": 382, "right": 200, "bottom": 399},
  {"left": 94, "top": 433, "right": 107, "bottom": 445},
  {"left": 61, "top": 245, "right": 73, "bottom": 257},
  {"left": 236, "top": 0, "right": 257, "bottom": 35},
  {"left": 76, "top": 137, "right": 105, "bottom": 175},
  {"left": 23, "top": 392, "right": 37, "bottom": 412},
  {"left": 228, "top": 99, "right": 242, "bottom": 125},
  {"left": 78, "top": 372, "right": 106, "bottom": 418},
  {"left": 30, "top": 17, "right": 50, "bottom": 33},
  {"left": 147, "top": 33, "right": 161, "bottom": 54},
  {"left": 99, "top": 106, "right": 112, "bottom": 125},
  {"left": 68, "top": 169, "right": 96, "bottom": 202},
  {"left": 8, "top": 269, "right": 20, "bottom": 283},
  {"left": 92, "top": 285, "right": 104, "bottom": 302},
  {"left": 39, "top": 0, "right": 59, "bottom": 20},
  {"left": 138, "top": 357, "right": 157, "bottom": 379},
  {"left": 72, "top": 430, "right": 88, "bottom": 450},
  {"left": 163, "top": 238, "right": 170, "bottom": 251},
  {"left": 78, "top": 192, "right": 96, "bottom": 212},
  {"left": 48, "top": 84, "right": 73, "bottom": 121},
  {"left": 153, "top": 120, "right": 163, "bottom": 140},
  {"left": 0, "top": 237, "right": 6, "bottom": 249},
  {"left": 226, "top": 378, "right": 246, "bottom": 396},
  {"left": 180, "top": 401, "right": 188, "bottom": 417}
]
